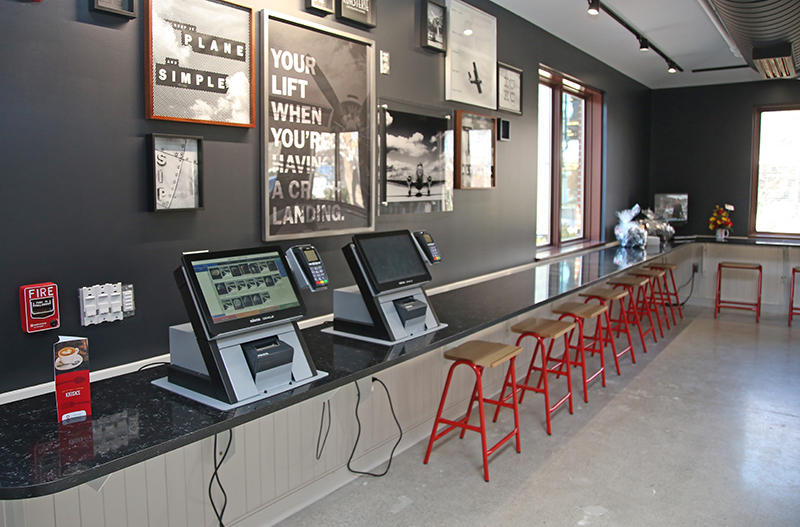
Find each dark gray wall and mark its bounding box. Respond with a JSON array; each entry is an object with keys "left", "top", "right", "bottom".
[
  {"left": 650, "top": 80, "right": 800, "bottom": 235},
  {"left": 0, "top": 0, "right": 650, "bottom": 393}
]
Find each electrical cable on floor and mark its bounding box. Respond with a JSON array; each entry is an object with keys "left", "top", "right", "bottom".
[
  {"left": 316, "top": 400, "right": 331, "bottom": 460},
  {"left": 679, "top": 271, "right": 696, "bottom": 308},
  {"left": 137, "top": 361, "right": 170, "bottom": 372},
  {"left": 209, "top": 430, "right": 233, "bottom": 527},
  {"left": 346, "top": 378, "right": 403, "bottom": 477}
]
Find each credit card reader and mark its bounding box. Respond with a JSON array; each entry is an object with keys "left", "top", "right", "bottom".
[
  {"left": 413, "top": 231, "right": 441, "bottom": 265},
  {"left": 287, "top": 245, "right": 329, "bottom": 291}
]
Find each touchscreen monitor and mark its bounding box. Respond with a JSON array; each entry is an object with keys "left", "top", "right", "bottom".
[
  {"left": 179, "top": 246, "right": 305, "bottom": 339},
  {"left": 352, "top": 230, "right": 432, "bottom": 294}
]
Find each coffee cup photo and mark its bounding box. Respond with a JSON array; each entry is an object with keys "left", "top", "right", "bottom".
[{"left": 56, "top": 347, "right": 81, "bottom": 367}]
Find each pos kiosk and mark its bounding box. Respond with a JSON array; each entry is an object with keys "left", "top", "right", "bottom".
[
  {"left": 153, "top": 246, "right": 327, "bottom": 410},
  {"left": 325, "top": 230, "right": 446, "bottom": 344}
]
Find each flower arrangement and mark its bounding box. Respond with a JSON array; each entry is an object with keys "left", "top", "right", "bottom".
[{"left": 708, "top": 205, "right": 733, "bottom": 231}]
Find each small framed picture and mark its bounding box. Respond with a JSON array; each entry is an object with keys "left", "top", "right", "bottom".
[
  {"left": 336, "top": 0, "right": 377, "bottom": 27},
  {"left": 498, "top": 63, "right": 522, "bottom": 114},
  {"left": 149, "top": 134, "right": 204, "bottom": 211},
  {"left": 455, "top": 110, "right": 496, "bottom": 189},
  {"left": 305, "top": 0, "right": 334, "bottom": 15},
  {"left": 421, "top": 0, "right": 446, "bottom": 52},
  {"left": 93, "top": 0, "right": 136, "bottom": 18}
]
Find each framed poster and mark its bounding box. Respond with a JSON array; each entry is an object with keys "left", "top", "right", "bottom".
[
  {"left": 421, "top": 0, "right": 446, "bottom": 52},
  {"left": 336, "top": 0, "right": 377, "bottom": 28},
  {"left": 262, "top": 12, "right": 376, "bottom": 241},
  {"left": 93, "top": 0, "right": 136, "bottom": 18},
  {"left": 445, "top": 0, "right": 496, "bottom": 110},
  {"left": 455, "top": 110, "right": 495, "bottom": 189},
  {"left": 498, "top": 62, "right": 522, "bottom": 114},
  {"left": 149, "top": 134, "right": 203, "bottom": 211},
  {"left": 305, "top": 0, "right": 334, "bottom": 15},
  {"left": 145, "top": 0, "right": 255, "bottom": 127},
  {"left": 380, "top": 107, "right": 453, "bottom": 215}
]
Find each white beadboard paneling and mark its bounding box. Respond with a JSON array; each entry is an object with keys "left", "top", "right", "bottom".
[
  {"left": 272, "top": 409, "right": 290, "bottom": 497},
  {"left": 164, "top": 447, "right": 188, "bottom": 527},
  {"left": 22, "top": 496, "right": 55, "bottom": 527},
  {"left": 218, "top": 428, "right": 247, "bottom": 522},
  {"left": 299, "top": 399, "right": 316, "bottom": 485},
  {"left": 182, "top": 440, "right": 206, "bottom": 527},
  {"left": 144, "top": 457, "right": 168, "bottom": 527},
  {"left": 122, "top": 462, "right": 148, "bottom": 527},
  {"left": 99, "top": 472, "right": 126, "bottom": 527},
  {"left": 243, "top": 420, "right": 262, "bottom": 512},
  {"left": 258, "top": 413, "right": 276, "bottom": 505},
  {"left": 53, "top": 487, "right": 81, "bottom": 527},
  {"left": 77, "top": 483, "right": 104, "bottom": 527},
  {"left": 286, "top": 404, "right": 304, "bottom": 491}
]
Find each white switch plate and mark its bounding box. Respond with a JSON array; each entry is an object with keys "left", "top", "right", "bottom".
[
  {"left": 380, "top": 50, "right": 390, "bottom": 75},
  {"left": 79, "top": 283, "right": 134, "bottom": 326}
]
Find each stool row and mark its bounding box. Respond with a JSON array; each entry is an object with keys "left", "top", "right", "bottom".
[{"left": 424, "top": 262, "right": 685, "bottom": 481}]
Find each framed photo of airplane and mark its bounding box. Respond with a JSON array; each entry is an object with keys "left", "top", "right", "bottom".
[
  {"left": 261, "top": 11, "right": 376, "bottom": 241},
  {"left": 421, "top": 0, "right": 446, "bottom": 52},
  {"left": 379, "top": 106, "right": 454, "bottom": 215},
  {"left": 445, "top": 0, "right": 496, "bottom": 110},
  {"left": 455, "top": 110, "right": 496, "bottom": 189}
]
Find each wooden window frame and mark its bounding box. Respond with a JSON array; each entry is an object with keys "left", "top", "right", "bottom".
[{"left": 538, "top": 68, "right": 602, "bottom": 249}]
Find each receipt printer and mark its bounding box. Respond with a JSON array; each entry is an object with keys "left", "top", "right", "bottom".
[
  {"left": 393, "top": 296, "right": 428, "bottom": 334},
  {"left": 242, "top": 336, "right": 294, "bottom": 393}
]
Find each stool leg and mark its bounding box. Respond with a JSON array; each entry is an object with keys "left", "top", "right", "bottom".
[
  {"left": 616, "top": 297, "right": 636, "bottom": 364},
  {"left": 756, "top": 266, "right": 762, "bottom": 323},
  {"left": 562, "top": 333, "right": 574, "bottom": 415},
  {"left": 647, "top": 278, "right": 667, "bottom": 336},
  {"left": 661, "top": 273, "right": 678, "bottom": 326},
  {"left": 424, "top": 361, "right": 460, "bottom": 464},
  {"left": 667, "top": 269, "right": 683, "bottom": 319},
  {"left": 617, "top": 285, "right": 648, "bottom": 353},
  {"left": 636, "top": 284, "right": 658, "bottom": 343},
  {"left": 474, "top": 369, "right": 490, "bottom": 482},
  {"left": 602, "top": 309, "right": 622, "bottom": 375},
  {"left": 714, "top": 264, "right": 722, "bottom": 319},
  {"left": 460, "top": 370, "right": 483, "bottom": 439},
  {"left": 592, "top": 316, "right": 608, "bottom": 386}
]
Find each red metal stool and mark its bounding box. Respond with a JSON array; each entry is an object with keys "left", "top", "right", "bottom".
[
  {"left": 645, "top": 262, "right": 682, "bottom": 323},
  {"left": 790, "top": 267, "right": 800, "bottom": 327},
  {"left": 714, "top": 262, "right": 762, "bottom": 322},
  {"left": 628, "top": 268, "right": 671, "bottom": 337},
  {"left": 579, "top": 287, "right": 636, "bottom": 371},
  {"left": 607, "top": 274, "right": 656, "bottom": 351},
  {"left": 424, "top": 340, "right": 523, "bottom": 481},
  {"left": 551, "top": 302, "right": 614, "bottom": 403},
  {"left": 493, "top": 318, "right": 575, "bottom": 435}
]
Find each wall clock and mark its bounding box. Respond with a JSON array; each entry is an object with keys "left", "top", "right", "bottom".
[{"left": 149, "top": 134, "right": 203, "bottom": 211}]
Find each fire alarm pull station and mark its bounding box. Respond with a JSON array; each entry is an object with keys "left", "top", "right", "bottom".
[{"left": 20, "top": 283, "right": 61, "bottom": 333}]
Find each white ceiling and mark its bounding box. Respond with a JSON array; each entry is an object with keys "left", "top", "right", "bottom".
[{"left": 493, "top": 0, "right": 765, "bottom": 89}]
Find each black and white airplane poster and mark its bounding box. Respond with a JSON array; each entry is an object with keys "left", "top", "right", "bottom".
[{"left": 445, "top": 0, "right": 496, "bottom": 110}]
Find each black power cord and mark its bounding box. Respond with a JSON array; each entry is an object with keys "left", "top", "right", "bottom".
[
  {"left": 137, "top": 361, "right": 170, "bottom": 372},
  {"left": 347, "top": 378, "right": 403, "bottom": 477},
  {"left": 316, "top": 400, "right": 332, "bottom": 460},
  {"left": 677, "top": 269, "right": 696, "bottom": 308},
  {"left": 209, "top": 430, "right": 233, "bottom": 527}
]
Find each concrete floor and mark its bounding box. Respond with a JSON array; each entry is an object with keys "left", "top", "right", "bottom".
[{"left": 278, "top": 306, "right": 800, "bottom": 526}]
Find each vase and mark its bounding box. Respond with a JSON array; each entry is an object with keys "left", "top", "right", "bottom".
[{"left": 716, "top": 228, "right": 729, "bottom": 242}]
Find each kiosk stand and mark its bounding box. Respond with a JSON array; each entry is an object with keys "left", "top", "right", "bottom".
[
  {"left": 325, "top": 230, "right": 447, "bottom": 344},
  {"left": 153, "top": 246, "right": 327, "bottom": 410}
]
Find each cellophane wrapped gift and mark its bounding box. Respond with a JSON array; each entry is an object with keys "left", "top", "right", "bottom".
[
  {"left": 640, "top": 208, "right": 675, "bottom": 241},
  {"left": 614, "top": 204, "right": 647, "bottom": 247}
]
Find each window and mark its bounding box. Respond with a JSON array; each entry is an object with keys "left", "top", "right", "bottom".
[
  {"left": 751, "top": 106, "right": 800, "bottom": 237},
  {"left": 536, "top": 68, "right": 602, "bottom": 248}
]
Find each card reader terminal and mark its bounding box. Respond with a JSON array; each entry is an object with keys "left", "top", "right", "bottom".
[
  {"left": 413, "top": 231, "right": 441, "bottom": 264},
  {"left": 287, "top": 245, "right": 329, "bottom": 291}
]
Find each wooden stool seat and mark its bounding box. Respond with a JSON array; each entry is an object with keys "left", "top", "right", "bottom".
[
  {"left": 579, "top": 287, "right": 628, "bottom": 302},
  {"left": 719, "top": 262, "right": 761, "bottom": 270},
  {"left": 607, "top": 275, "right": 649, "bottom": 288},
  {"left": 426, "top": 340, "right": 522, "bottom": 481},
  {"left": 629, "top": 268, "right": 666, "bottom": 278},
  {"left": 715, "top": 262, "right": 762, "bottom": 322},
  {"left": 551, "top": 302, "right": 607, "bottom": 319},
  {"left": 443, "top": 341, "right": 522, "bottom": 368},
  {"left": 646, "top": 262, "right": 678, "bottom": 270},
  {"left": 510, "top": 318, "right": 575, "bottom": 339}
]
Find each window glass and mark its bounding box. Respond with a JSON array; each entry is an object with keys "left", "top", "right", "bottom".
[
  {"left": 560, "top": 93, "right": 585, "bottom": 241},
  {"left": 755, "top": 109, "right": 800, "bottom": 234},
  {"left": 537, "top": 84, "right": 553, "bottom": 246}
]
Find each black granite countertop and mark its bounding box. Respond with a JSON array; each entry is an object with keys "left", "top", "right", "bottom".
[{"left": 0, "top": 243, "right": 694, "bottom": 499}]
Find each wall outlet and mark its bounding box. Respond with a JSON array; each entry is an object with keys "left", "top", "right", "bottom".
[{"left": 692, "top": 263, "right": 699, "bottom": 273}]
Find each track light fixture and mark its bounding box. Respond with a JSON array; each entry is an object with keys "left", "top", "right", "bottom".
[{"left": 586, "top": 0, "right": 681, "bottom": 75}]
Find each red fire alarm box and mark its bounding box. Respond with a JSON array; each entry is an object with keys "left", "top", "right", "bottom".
[{"left": 20, "top": 282, "right": 61, "bottom": 333}]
